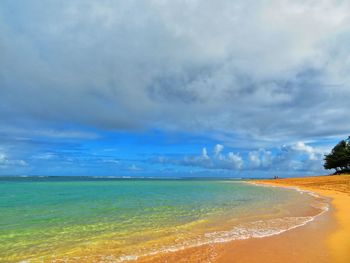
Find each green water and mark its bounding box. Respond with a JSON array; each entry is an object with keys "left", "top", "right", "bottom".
[{"left": 0, "top": 177, "right": 318, "bottom": 262}]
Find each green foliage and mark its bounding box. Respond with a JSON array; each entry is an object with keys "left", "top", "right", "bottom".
[{"left": 324, "top": 136, "right": 350, "bottom": 173}]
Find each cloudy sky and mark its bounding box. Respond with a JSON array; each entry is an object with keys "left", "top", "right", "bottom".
[{"left": 1, "top": 0, "right": 349, "bottom": 177}]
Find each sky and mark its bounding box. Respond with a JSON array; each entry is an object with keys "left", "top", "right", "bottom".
[{"left": 1, "top": 0, "right": 350, "bottom": 177}]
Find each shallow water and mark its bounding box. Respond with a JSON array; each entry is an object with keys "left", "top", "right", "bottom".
[{"left": 0, "top": 177, "right": 326, "bottom": 262}]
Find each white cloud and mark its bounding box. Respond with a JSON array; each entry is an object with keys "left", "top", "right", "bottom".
[
  {"left": 214, "top": 144, "right": 224, "bottom": 157},
  {"left": 248, "top": 151, "right": 261, "bottom": 168},
  {"left": 202, "top": 147, "right": 209, "bottom": 159},
  {"left": 268, "top": 142, "right": 325, "bottom": 172},
  {"left": 227, "top": 152, "right": 244, "bottom": 170},
  {"left": 248, "top": 149, "right": 272, "bottom": 169},
  {"left": 0, "top": 0, "right": 350, "bottom": 145},
  {"left": 291, "top": 141, "right": 323, "bottom": 160},
  {"left": 0, "top": 151, "right": 27, "bottom": 167},
  {"left": 156, "top": 141, "right": 325, "bottom": 173},
  {"left": 155, "top": 146, "right": 244, "bottom": 171}
]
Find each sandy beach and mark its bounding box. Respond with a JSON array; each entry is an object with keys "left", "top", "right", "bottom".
[
  {"left": 137, "top": 175, "right": 350, "bottom": 263},
  {"left": 255, "top": 175, "right": 350, "bottom": 263}
]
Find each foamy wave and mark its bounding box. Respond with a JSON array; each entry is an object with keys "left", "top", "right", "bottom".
[
  {"left": 203, "top": 216, "right": 313, "bottom": 242},
  {"left": 115, "top": 186, "right": 330, "bottom": 262},
  {"left": 116, "top": 213, "right": 327, "bottom": 262}
]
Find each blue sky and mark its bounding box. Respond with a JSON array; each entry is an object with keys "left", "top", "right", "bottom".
[{"left": 1, "top": 0, "right": 350, "bottom": 177}]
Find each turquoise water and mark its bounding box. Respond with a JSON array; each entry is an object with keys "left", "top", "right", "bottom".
[{"left": 0, "top": 177, "right": 323, "bottom": 262}]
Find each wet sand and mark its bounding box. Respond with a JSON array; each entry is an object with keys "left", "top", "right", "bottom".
[
  {"left": 136, "top": 175, "right": 350, "bottom": 263},
  {"left": 256, "top": 175, "right": 350, "bottom": 263}
]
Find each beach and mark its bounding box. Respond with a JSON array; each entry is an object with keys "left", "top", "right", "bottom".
[
  {"left": 1, "top": 176, "right": 349, "bottom": 262},
  {"left": 0, "top": 177, "right": 316, "bottom": 262},
  {"left": 2, "top": 1, "right": 350, "bottom": 262},
  {"left": 254, "top": 175, "right": 350, "bottom": 263},
  {"left": 0, "top": 177, "right": 331, "bottom": 262},
  {"left": 137, "top": 175, "right": 350, "bottom": 263}
]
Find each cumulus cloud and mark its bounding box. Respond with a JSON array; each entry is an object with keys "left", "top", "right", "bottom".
[
  {"left": 291, "top": 141, "right": 322, "bottom": 160},
  {"left": 0, "top": 151, "right": 27, "bottom": 167},
  {"left": 202, "top": 147, "right": 209, "bottom": 160},
  {"left": 0, "top": 0, "right": 350, "bottom": 144},
  {"left": 227, "top": 152, "right": 244, "bottom": 170},
  {"left": 155, "top": 141, "right": 325, "bottom": 173},
  {"left": 214, "top": 144, "right": 224, "bottom": 157},
  {"left": 248, "top": 149, "right": 272, "bottom": 169},
  {"left": 154, "top": 144, "right": 244, "bottom": 170},
  {"left": 247, "top": 142, "right": 325, "bottom": 172}
]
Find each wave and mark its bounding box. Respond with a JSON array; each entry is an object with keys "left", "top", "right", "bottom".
[
  {"left": 114, "top": 197, "right": 329, "bottom": 262},
  {"left": 114, "top": 185, "right": 329, "bottom": 262}
]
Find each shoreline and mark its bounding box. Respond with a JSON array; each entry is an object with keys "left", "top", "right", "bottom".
[
  {"left": 3, "top": 176, "right": 348, "bottom": 262},
  {"left": 136, "top": 175, "right": 349, "bottom": 263},
  {"left": 253, "top": 175, "right": 350, "bottom": 263}
]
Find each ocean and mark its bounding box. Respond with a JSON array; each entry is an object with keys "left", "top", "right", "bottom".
[{"left": 0, "top": 177, "right": 327, "bottom": 262}]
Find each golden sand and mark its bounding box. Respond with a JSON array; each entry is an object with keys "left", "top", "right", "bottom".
[
  {"left": 256, "top": 175, "right": 350, "bottom": 263},
  {"left": 136, "top": 175, "right": 350, "bottom": 263}
]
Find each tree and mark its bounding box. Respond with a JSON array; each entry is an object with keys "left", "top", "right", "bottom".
[{"left": 324, "top": 136, "right": 350, "bottom": 174}]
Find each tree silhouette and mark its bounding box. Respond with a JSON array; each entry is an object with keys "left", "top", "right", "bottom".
[{"left": 324, "top": 136, "right": 350, "bottom": 174}]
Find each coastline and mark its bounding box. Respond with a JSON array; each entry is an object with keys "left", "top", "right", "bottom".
[
  {"left": 136, "top": 175, "right": 349, "bottom": 263},
  {"left": 2, "top": 176, "right": 348, "bottom": 262},
  {"left": 254, "top": 175, "right": 350, "bottom": 263}
]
